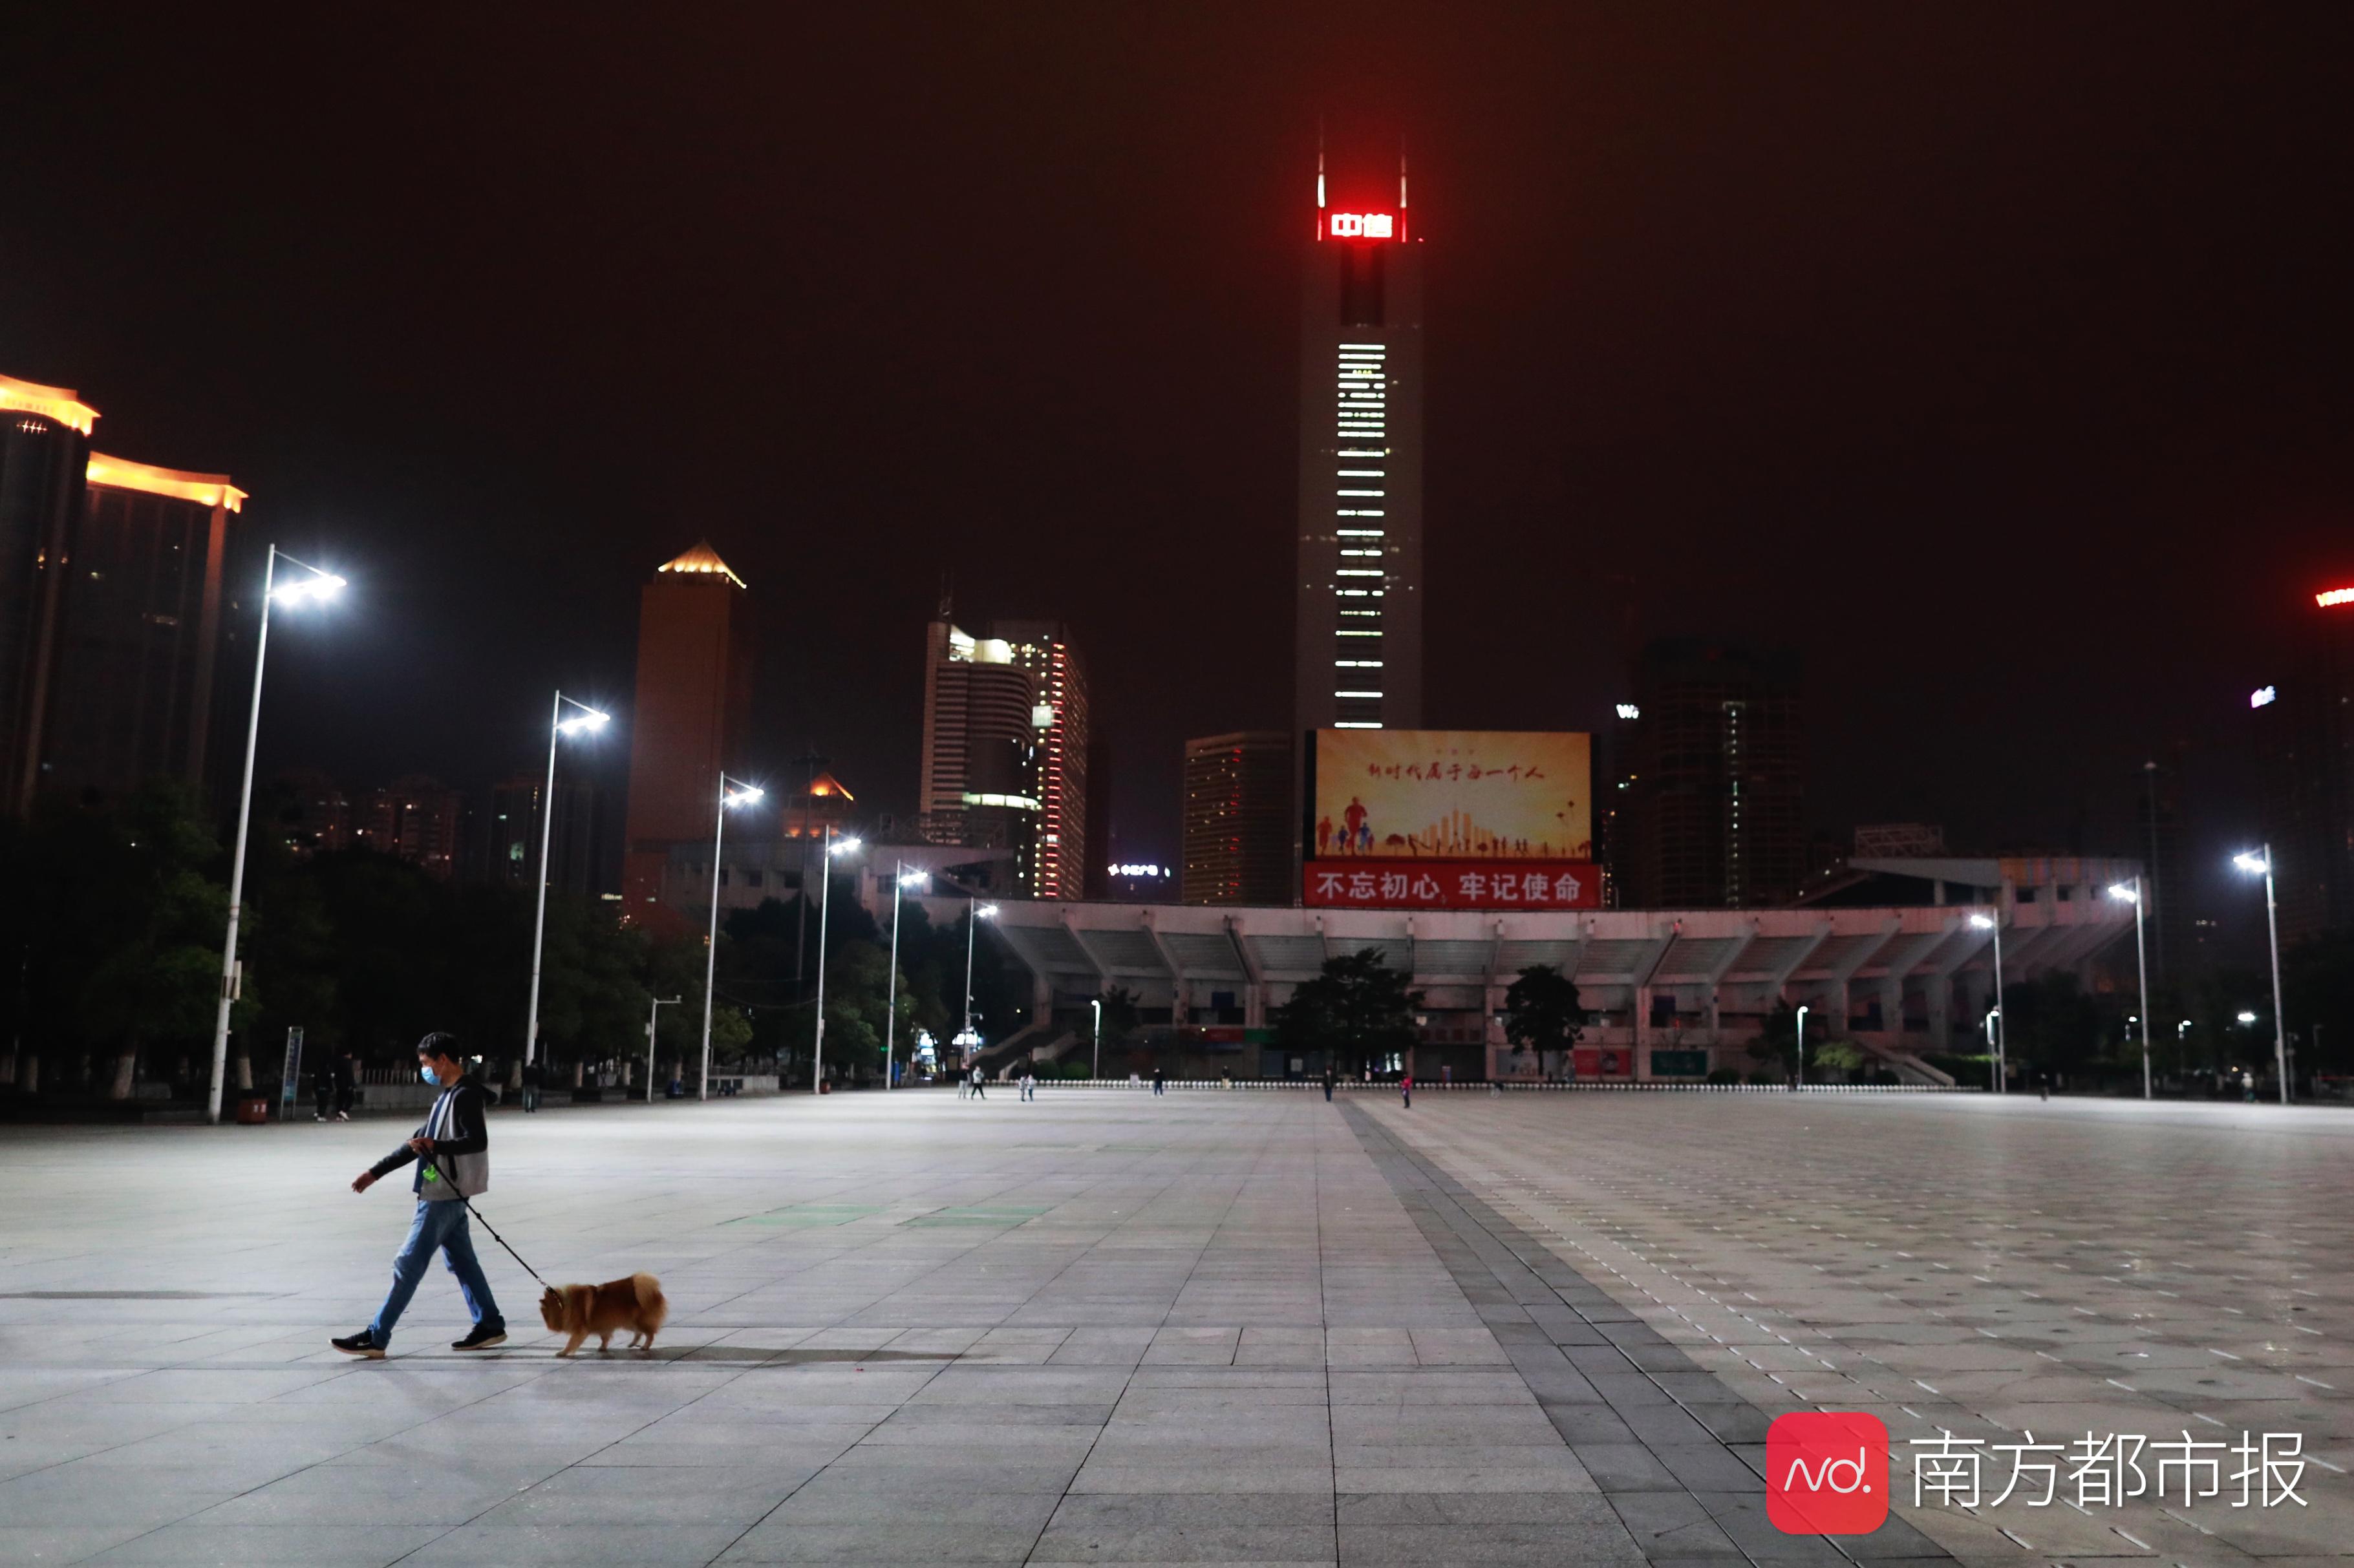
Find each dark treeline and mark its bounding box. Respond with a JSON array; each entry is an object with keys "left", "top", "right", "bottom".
[{"left": 0, "top": 783, "right": 1025, "bottom": 1100}]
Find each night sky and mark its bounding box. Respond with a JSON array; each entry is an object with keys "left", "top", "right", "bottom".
[{"left": 6, "top": 6, "right": 2353, "bottom": 940}]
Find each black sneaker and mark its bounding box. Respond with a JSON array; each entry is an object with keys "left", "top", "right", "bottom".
[
  {"left": 331, "top": 1330, "right": 385, "bottom": 1359},
  {"left": 451, "top": 1322, "right": 508, "bottom": 1351}
]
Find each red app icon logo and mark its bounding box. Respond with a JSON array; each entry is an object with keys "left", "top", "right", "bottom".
[{"left": 1767, "top": 1412, "right": 1889, "bottom": 1535}]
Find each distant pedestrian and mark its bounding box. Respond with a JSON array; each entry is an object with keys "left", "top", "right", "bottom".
[
  {"left": 1020, "top": 1068, "right": 1036, "bottom": 1101},
  {"left": 332, "top": 1033, "right": 506, "bottom": 1359},
  {"left": 1321, "top": 1068, "right": 1335, "bottom": 1103},
  {"left": 1440, "top": 1065, "right": 1451, "bottom": 1088},
  {"left": 957, "top": 1068, "right": 970, "bottom": 1099},
  {"left": 520, "top": 1058, "right": 543, "bottom": 1114},
  {"left": 970, "top": 1066, "right": 987, "bottom": 1100},
  {"left": 334, "top": 1050, "right": 359, "bottom": 1120},
  {"left": 311, "top": 1056, "right": 336, "bottom": 1123},
  {"left": 1151, "top": 1067, "right": 1165, "bottom": 1097},
  {"left": 1402, "top": 1072, "right": 1413, "bottom": 1110}
]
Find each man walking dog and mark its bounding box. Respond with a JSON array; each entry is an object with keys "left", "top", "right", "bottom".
[{"left": 332, "top": 1033, "right": 507, "bottom": 1359}]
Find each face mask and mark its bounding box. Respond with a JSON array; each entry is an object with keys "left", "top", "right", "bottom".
[{"left": 420, "top": 1065, "right": 441, "bottom": 1086}]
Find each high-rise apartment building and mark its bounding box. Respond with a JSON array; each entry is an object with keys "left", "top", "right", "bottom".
[
  {"left": 1294, "top": 156, "right": 1424, "bottom": 741},
  {"left": 2, "top": 374, "right": 256, "bottom": 816},
  {"left": 43, "top": 455, "right": 252, "bottom": 807},
  {"left": 1182, "top": 732, "right": 1293, "bottom": 906},
  {"left": 1, "top": 375, "right": 100, "bottom": 814},
  {"left": 356, "top": 775, "right": 466, "bottom": 878},
  {"left": 480, "top": 774, "right": 612, "bottom": 896},
  {"left": 621, "top": 543, "right": 754, "bottom": 922},
  {"left": 996, "top": 620, "right": 1090, "bottom": 901},
  {"left": 918, "top": 614, "right": 1093, "bottom": 899},
  {"left": 1611, "top": 641, "right": 1806, "bottom": 909},
  {"left": 2252, "top": 588, "right": 2354, "bottom": 944}
]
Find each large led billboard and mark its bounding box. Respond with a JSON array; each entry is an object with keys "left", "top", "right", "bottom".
[{"left": 1303, "top": 730, "right": 1597, "bottom": 910}]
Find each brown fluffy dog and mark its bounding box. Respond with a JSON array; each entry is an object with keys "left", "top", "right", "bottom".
[{"left": 539, "top": 1273, "right": 667, "bottom": 1356}]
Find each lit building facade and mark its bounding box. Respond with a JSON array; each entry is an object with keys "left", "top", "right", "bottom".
[
  {"left": 620, "top": 542, "right": 754, "bottom": 924},
  {"left": 1294, "top": 160, "right": 1424, "bottom": 741},
  {"left": 996, "top": 620, "right": 1091, "bottom": 900},
  {"left": 918, "top": 615, "right": 1092, "bottom": 900},
  {"left": 1182, "top": 731, "right": 1294, "bottom": 906},
  {"left": 0, "top": 375, "right": 100, "bottom": 814},
  {"left": 43, "top": 455, "right": 253, "bottom": 808},
  {"left": 1, "top": 374, "right": 257, "bottom": 815}
]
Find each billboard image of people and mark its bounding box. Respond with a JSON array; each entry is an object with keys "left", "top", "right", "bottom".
[
  {"left": 1310, "top": 730, "right": 1590, "bottom": 860},
  {"left": 1303, "top": 730, "right": 1598, "bottom": 910}
]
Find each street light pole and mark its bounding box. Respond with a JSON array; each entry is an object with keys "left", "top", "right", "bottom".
[
  {"left": 962, "top": 899, "right": 998, "bottom": 1048},
  {"left": 643, "top": 994, "right": 680, "bottom": 1101},
  {"left": 700, "top": 774, "right": 762, "bottom": 1101},
  {"left": 811, "top": 829, "right": 861, "bottom": 1094},
  {"left": 2236, "top": 846, "right": 2291, "bottom": 1105},
  {"left": 884, "top": 863, "right": 926, "bottom": 1090},
  {"left": 1971, "top": 908, "right": 2008, "bottom": 1093},
  {"left": 207, "top": 546, "right": 343, "bottom": 1124},
  {"left": 1795, "top": 1004, "right": 1809, "bottom": 1090},
  {"left": 526, "top": 692, "right": 609, "bottom": 1070},
  {"left": 2109, "top": 878, "right": 2152, "bottom": 1099},
  {"left": 1091, "top": 997, "right": 1102, "bottom": 1081}
]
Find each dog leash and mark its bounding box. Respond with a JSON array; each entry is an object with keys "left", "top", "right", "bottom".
[{"left": 418, "top": 1157, "right": 552, "bottom": 1291}]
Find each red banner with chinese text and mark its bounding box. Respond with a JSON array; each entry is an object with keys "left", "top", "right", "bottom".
[{"left": 1301, "top": 860, "right": 1601, "bottom": 911}]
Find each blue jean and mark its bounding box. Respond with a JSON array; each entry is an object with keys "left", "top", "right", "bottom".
[{"left": 369, "top": 1198, "right": 502, "bottom": 1348}]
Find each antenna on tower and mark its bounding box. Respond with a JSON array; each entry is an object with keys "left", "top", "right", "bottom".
[
  {"left": 1399, "top": 138, "right": 1409, "bottom": 209},
  {"left": 1316, "top": 119, "right": 1327, "bottom": 209},
  {"left": 937, "top": 572, "right": 954, "bottom": 623}
]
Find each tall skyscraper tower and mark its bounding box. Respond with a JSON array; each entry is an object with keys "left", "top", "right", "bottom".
[
  {"left": 620, "top": 542, "right": 754, "bottom": 924},
  {"left": 1294, "top": 151, "right": 1424, "bottom": 739},
  {"left": 917, "top": 613, "right": 1092, "bottom": 899}
]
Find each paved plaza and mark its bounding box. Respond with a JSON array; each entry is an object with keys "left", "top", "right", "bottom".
[{"left": 0, "top": 1089, "right": 2347, "bottom": 1565}]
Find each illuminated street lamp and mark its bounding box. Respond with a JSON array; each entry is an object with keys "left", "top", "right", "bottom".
[
  {"left": 1795, "top": 1004, "right": 1810, "bottom": 1090},
  {"left": 1970, "top": 911, "right": 2007, "bottom": 1093},
  {"left": 524, "top": 692, "right": 610, "bottom": 1070},
  {"left": 819, "top": 823, "right": 875, "bottom": 1092},
  {"left": 698, "top": 775, "right": 763, "bottom": 1101},
  {"left": 884, "top": 863, "right": 928, "bottom": 1090},
  {"left": 643, "top": 993, "right": 681, "bottom": 1102},
  {"left": 963, "top": 900, "right": 999, "bottom": 1046},
  {"left": 2232, "top": 848, "right": 2291, "bottom": 1104},
  {"left": 810, "top": 830, "right": 861, "bottom": 1094},
  {"left": 206, "top": 547, "right": 345, "bottom": 1124},
  {"left": 1091, "top": 997, "right": 1102, "bottom": 1082},
  {"left": 2107, "top": 879, "right": 2152, "bottom": 1099}
]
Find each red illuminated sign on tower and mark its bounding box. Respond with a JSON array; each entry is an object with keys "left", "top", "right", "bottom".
[{"left": 1327, "top": 211, "right": 1397, "bottom": 240}]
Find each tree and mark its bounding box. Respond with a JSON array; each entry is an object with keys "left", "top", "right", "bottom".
[
  {"left": 1273, "top": 949, "right": 1422, "bottom": 1071},
  {"left": 1503, "top": 965, "right": 1586, "bottom": 1075}
]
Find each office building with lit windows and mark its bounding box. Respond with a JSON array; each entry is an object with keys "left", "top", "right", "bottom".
[
  {"left": 1293, "top": 159, "right": 1424, "bottom": 741},
  {"left": 918, "top": 613, "right": 1092, "bottom": 900},
  {"left": 1182, "top": 731, "right": 1293, "bottom": 906}
]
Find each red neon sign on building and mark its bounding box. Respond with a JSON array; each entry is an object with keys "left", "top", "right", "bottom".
[{"left": 1328, "top": 211, "right": 1396, "bottom": 240}]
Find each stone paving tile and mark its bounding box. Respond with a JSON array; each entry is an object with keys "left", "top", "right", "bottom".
[{"left": 30, "top": 1092, "right": 2349, "bottom": 1561}]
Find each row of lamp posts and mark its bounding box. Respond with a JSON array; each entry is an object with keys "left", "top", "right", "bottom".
[{"left": 195, "top": 554, "right": 2300, "bottom": 1121}]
